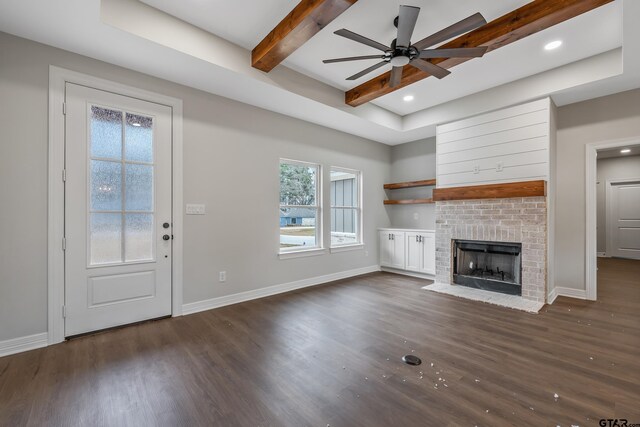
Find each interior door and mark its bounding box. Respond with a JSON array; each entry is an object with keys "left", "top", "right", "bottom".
[
  {"left": 64, "top": 83, "right": 173, "bottom": 336},
  {"left": 609, "top": 180, "right": 640, "bottom": 260}
]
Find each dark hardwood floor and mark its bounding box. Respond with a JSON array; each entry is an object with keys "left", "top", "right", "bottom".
[{"left": 1, "top": 258, "right": 639, "bottom": 426}]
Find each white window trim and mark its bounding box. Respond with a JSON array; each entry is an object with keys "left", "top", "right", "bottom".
[
  {"left": 48, "top": 66, "right": 184, "bottom": 345},
  {"left": 279, "top": 158, "right": 323, "bottom": 255},
  {"left": 330, "top": 166, "right": 363, "bottom": 249}
]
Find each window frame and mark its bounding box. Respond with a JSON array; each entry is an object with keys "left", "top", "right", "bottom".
[
  {"left": 329, "top": 166, "right": 363, "bottom": 250},
  {"left": 278, "top": 158, "right": 323, "bottom": 256}
]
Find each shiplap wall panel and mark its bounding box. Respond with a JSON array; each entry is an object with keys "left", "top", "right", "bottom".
[
  {"left": 437, "top": 164, "right": 548, "bottom": 187},
  {"left": 438, "top": 149, "right": 548, "bottom": 176},
  {"left": 436, "top": 98, "right": 551, "bottom": 188},
  {"left": 437, "top": 124, "right": 548, "bottom": 154},
  {"left": 438, "top": 136, "right": 548, "bottom": 164}
]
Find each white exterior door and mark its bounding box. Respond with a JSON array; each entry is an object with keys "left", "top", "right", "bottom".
[
  {"left": 609, "top": 180, "right": 640, "bottom": 260},
  {"left": 64, "top": 83, "right": 173, "bottom": 336}
]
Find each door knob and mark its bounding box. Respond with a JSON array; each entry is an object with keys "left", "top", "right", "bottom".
[
  {"left": 163, "top": 222, "right": 170, "bottom": 229},
  {"left": 162, "top": 234, "right": 170, "bottom": 241}
]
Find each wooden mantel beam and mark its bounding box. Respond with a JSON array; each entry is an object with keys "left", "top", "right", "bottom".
[
  {"left": 252, "top": 0, "right": 358, "bottom": 72},
  {"left": 345, "top": 0, "right": 614, "bottom": 107}
]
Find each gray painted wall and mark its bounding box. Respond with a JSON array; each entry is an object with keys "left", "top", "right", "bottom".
[
  {"left": 596, "top": 155, "right": 640, "bottom": 253},
  {"left": 0, "top": 32, "right": 391, "bottom": 341},
  {"left": 556, "top": 88, "right": 640, "bottom": 291},
  {"left": 388, "top": 137, "right": 437, "bottom": 230}
]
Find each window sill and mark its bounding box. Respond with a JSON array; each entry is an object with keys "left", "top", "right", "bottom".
[
  {"left": 330, "top": 244, "right": 364, "bottom": 253},
  {"left": 278, "top": 248, "right": 327, "bottom": 260}
]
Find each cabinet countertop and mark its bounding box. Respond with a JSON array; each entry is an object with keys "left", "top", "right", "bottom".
[{"left": 378, "top": 228, "right": 435, "bottom": 233}]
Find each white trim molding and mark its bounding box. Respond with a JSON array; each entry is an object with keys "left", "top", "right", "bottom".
[
  {"left": 182, "top": 265, "right": 380, "bottom": 315},
  {"left": 585, "top": 137, "right": 640, "bottom": 302},
  {"left": 48, "top": 66, "right": 184, "bottom": 344},
  {"left": 380, "top": 267, "right": 435, "bottom": 281},
  {"left": 0, "top": 333, "right": 48, "bottom": 358},
  {"left": 549, "top": 287, "right": 588, "bottom": 303}
]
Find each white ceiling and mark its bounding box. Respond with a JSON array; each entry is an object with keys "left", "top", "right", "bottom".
[
  {"left": 142, "top": 0, "right": 622, "bottom": 115},
  {"left": 0, "top": 0, "right": 638, "bottom": 145}
]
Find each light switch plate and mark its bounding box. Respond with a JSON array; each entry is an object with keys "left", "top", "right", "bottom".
[{"left": 186, "top": 204, "right": 206, "bottom": 215}]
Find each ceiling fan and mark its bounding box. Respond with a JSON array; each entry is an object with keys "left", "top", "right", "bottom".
[{"left": 323, "top": 5, "right": 489, "bottom": 87}]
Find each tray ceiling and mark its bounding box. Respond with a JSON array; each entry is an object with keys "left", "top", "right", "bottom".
[{"left": 141, "top": 0, "right": 622, "bottom": 115}]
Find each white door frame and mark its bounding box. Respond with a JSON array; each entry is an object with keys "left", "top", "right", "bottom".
[
  {"left": 585, "top": 137, "right": 640, "bottom": 301},
  {"left": 606, "top": 177, "right": 640, "bottom": 258},
  {"left": 48, "top": 66, "right": 184, "bottom": 345}
]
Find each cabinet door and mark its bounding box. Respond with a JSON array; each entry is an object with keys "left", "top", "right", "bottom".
[
  {"left": 391, "top": 232, "right": 406, "bottom": 269},
  {"left": 405, "top": 233, "right": 422, "bottom": 272},
  {"left": 421, "top": 233, "right": 436, "bottom": 275},
  {"left": 379, "top": 231, "right": 394, "bottom": 267}
]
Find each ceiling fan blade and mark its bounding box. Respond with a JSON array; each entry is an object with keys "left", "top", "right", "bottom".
[
  {"left": 413, "top": 12, "right": 487, "bottom": 51},
  {"left": 396, "top": 5, "right": 420, "bottom": 47},
  {"left": 389, "top": 66, "right": 403, "bottom": 88},
  {"left": 419, "top": 46, "right": 488, "bottom": 59},
  {"left": 409, "top": 59, "right": 451, "bottom": 79},
  {"left": 334, "top": 29, "right": 390, "bottom": 52},
  {"left": 323, "top": 55, "right": 386, "bottom": 64},
  {"left": 346, "top": 61, "right": 389, "bottom": 81}
]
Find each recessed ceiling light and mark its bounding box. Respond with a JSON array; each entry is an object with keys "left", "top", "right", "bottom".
[
  {"left": 544, "top": 40, "right": 562, "bottom": 51},
  {"left": 621, "top": 148, "right": 631, "bottom": 154},
  {"left": 403, "top": 95, "right": 415, "bottom": 102},
  {"left": 132, "top": 122, "right": 141, "bottom": 127}
]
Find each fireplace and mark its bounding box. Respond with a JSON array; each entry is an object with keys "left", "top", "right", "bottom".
[{"left": 453, "top": 240, "right": 522, "bottom": 296}]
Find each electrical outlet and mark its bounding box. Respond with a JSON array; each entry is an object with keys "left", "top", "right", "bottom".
[
  {"left": 365, "top": 251, "right": 369, "bottom": 257},
  {"left": 219, "top": 271, "right": 226, "bottom": 282},
  {"left": 496, "top": 162, "right": 503, "bottom": 172},
  {"left": 473, "top": 165, "right": 480, "bottom": 174}
]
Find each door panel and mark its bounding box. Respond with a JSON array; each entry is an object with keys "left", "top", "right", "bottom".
[
  {"left": 65, "top": 83, "right": 172, "bottom": 336},
  {"left": 610, "top": 181, "right": 640, "bottom": 260},
  {"left": 391, "top": 232, "right": 405, "bottom": 269},
  {"left": 405, "top": 233, "right": 421, "bottom": 272},
  {"left": 421, "top": 233, "right": 436, "bottom": 275},
  {"left": 379, "top": 231, "right": 393, "bottom": 267}
]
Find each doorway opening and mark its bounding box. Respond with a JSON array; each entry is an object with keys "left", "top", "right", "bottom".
[{"left": 586, "top": 139, "right": 640, "bottom": 300}]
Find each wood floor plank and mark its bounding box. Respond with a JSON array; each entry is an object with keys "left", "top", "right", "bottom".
[{"left": 1, "top": 257, "right": 639, "bottom": 426}]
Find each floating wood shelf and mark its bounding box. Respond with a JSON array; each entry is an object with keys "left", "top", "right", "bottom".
[
  {"left": 383, "top": 179, "right": 436, "bottom": 190},
  {"left": 384, "top": 198, "right": 434, "bottom": 205},
  {"left": 432, "top": 180, "right": 547, "bottom": 202}
]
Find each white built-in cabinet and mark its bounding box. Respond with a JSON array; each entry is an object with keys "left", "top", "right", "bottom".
[
  {"left": 379, "top": 228, "right": 435, "bottom": 276},
  {"left": 379, "top": 229, "right": 405, "bottom": 269}
]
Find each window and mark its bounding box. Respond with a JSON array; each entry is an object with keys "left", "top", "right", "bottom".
[
  {"left": 330, "top": 167, "right": 361, "bottom": 247},
  {"left": 279, "top": 159, "right": 321, "bottom": 252}
]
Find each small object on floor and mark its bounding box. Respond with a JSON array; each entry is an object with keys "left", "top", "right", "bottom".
[{"left": 402, "top": 354, "right": 422, "bottom": 366}]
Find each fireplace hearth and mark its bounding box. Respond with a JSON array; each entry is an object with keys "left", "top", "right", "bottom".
[{"left": 453, "top": 240, "right": 522, "bottom": 296}]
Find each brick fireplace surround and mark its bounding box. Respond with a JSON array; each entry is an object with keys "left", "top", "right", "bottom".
[{"left": 435, "top": 197, "right": 547, "bottom": 303}]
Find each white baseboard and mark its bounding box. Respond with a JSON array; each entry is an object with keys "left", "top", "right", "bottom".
[
  {"left": 548, "top": 286, "right": 587, "bottom": 303},
  {"left": 380, "top": 267, "right": 435, "bottom": 281},
  {"left": 182, "top": 265, "right": 381, "bottom": 316},
  {"left": 0, "top": 332, "right": 48, "bottom": 358},
  {"left": 597, "top": 252, "right": 607, "bottom": 258}
]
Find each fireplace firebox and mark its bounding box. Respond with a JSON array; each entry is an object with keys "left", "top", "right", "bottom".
[{"left": 452, "top": 240, "right": 522, "bottom": 295}]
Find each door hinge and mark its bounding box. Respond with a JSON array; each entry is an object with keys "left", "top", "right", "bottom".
[
  {"left": 62, "top": 306, "right": 67, "bottom": 318},
  {"left": 62, "top": 237, "right": 66, "bottom": 251},
  {"left": 62, "top": 102, "right": 66, "bottom": 115},
  {"left": 62, "top": 169, "right": 66, "bottom": 182}
]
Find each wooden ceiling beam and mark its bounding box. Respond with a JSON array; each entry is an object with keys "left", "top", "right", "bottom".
[
  {"left": 252, "top": 0, "right": 358, "bottom": 73},
  {"left": 345, "top": 0, "right": 614, "bottom": 107}
]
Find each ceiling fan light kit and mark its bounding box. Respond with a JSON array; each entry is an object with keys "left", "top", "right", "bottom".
[{"left": 323, "top": 5, "right": 488, "bottom": 88}]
